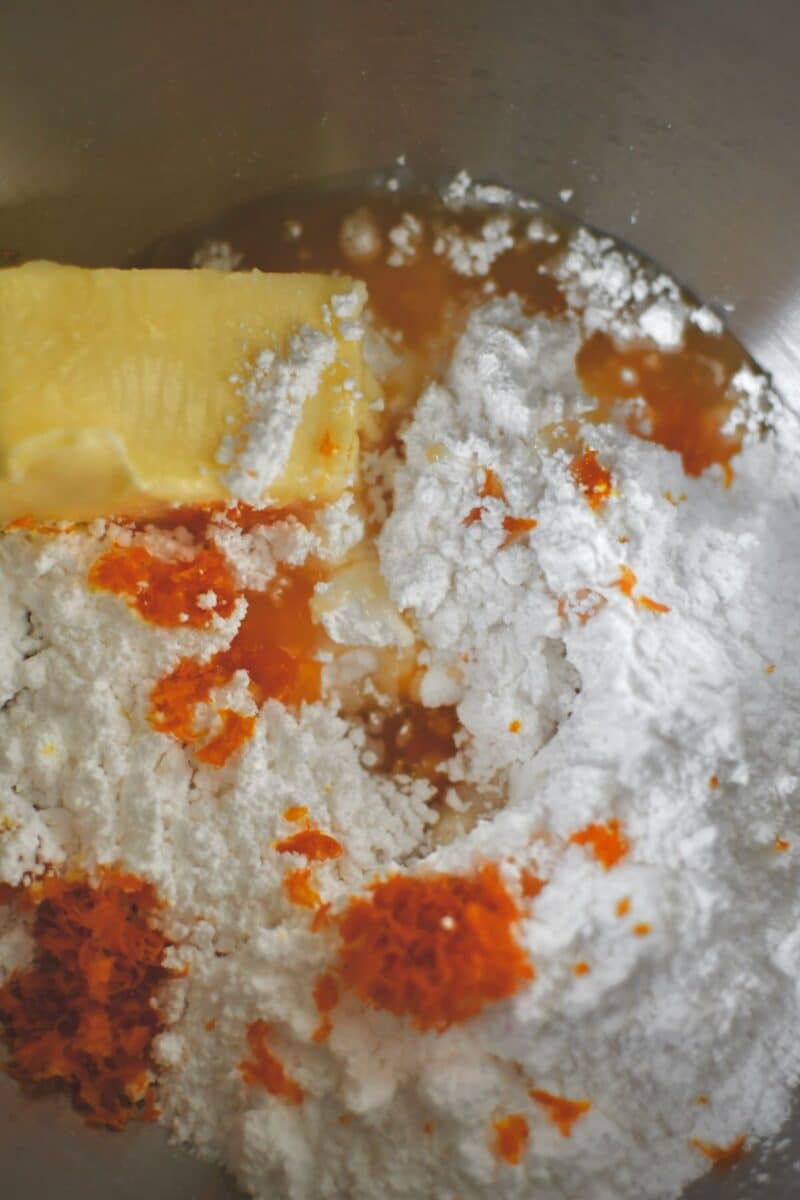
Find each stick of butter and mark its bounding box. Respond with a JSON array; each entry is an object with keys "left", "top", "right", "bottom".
[{"left": 0, "top": 261, "right": 372, "bottom": 522}]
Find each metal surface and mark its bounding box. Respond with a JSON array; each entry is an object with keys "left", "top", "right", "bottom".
[{"left": 1, "top": 1, "right": 799, "bottom": 1195}]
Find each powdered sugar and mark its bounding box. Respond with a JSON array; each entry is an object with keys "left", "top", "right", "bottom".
[
  {"left": 433, "top": 216, "right": 515, "bottom": 277},
  {"left": 554, "top": 226, "right": 689, "bottom": 345},
  {"left": 218, "top": 326, "right": 338, "bottom": 504},
  {"left": 191, "top": 240, "right": 243, "bottom": 272}
]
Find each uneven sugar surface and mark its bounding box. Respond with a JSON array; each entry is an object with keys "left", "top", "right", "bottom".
[{"left": 2, "top": 181, "right": 800, "bottom": 1200}]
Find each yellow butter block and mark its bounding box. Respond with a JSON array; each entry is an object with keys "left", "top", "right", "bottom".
[{"left": 0, "top": 261, "right": 371, "bottom": 522}]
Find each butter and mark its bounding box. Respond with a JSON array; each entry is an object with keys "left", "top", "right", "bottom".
[{"left": 0, "top": 261, "right": 371, "bottom": 522}]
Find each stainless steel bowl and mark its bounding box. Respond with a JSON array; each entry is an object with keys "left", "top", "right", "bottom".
[{"left": 2, "top": 2, "right": 798, "bottom": 1196}]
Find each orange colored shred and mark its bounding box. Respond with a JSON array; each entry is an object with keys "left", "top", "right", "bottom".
[
  {"left": 283, "top": 868, "right": 321, "bottom": 910},
  {"left": 520, "top": 869, "right": 546, "bottom": 900},
  {"left": 89, "top": 543, "right": 237, "bottom": 629},
  {"left": 463, "top": 469, "right": 535, "bottom": 545},
  {"left": 274, "top": 830, "right": 343, "bottom": 862},
  {"left": 463, "top": 467, "right": 507, "bottom": 526},
  {"left": 530, "top": 1089, "right": 591, "bottom": 1137},
  {"left": 709, "top": 774, "right": 719, "bottom": 791},
  {"left": 480, "top": 468, "right": 507, "bottom": 502},
  {"left": 239, "top": 1020, "right": 303, "bottom": 1105},
  {"left": 508, "top": 720, "right": 522, "bottom": 734},
  {"left": 149, "top": 567, "right": 322, "bottom": 765},
  {"left": 691, "top": 1134, "right": 747, "bottom": 1170},
  {"left": 570, "top": 449, "right": 613, "bottom": 510},
  {"left": 573, "top": 961, "right": 591, "bottom": 976},
  {"left": 576, "top": 330, "right": 742, "bottom": 479},
  {"left": 612, "top": 564, "right": 670, "bottom": 614},
  {"left": 569, "top": 819, "right": 629, "bottom": 870},
  {"left": 283, "top": 805, "right": 310, "bottom": 824},
  {"left": 501, "top": 515, "right": 537, "bottom": 547},
  {"left": 491, "top": 1113, "right": 529, "bottom": 1165},
  {"left": 312, "top": 972, "right": 339, "bottom": 1044},
  {"left": 775, "top": 837, "right": 790, "bottom": 852},
  {"left": 616, "top": 896, "right": 631, "bottom": 918},
  {"left": 638, "top": 593, "right": 671, "bottom": 614},
  {"left": 632, "top": 922, "right": 651, "bottom": 937},
  {"left": 336, "top": 865, "right": 533, "bottom": 1032},
  {"left": 310, "top": 902, "right": 332, "bottom": 932},
  {"left": 196, "top": 710, "right": 256, "bottom": 766},
  {"left": 0, "top": 869, "right": 175, "bottom": 1129}
]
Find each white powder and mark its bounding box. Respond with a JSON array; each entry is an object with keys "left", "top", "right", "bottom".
[
  {"left": 554, "top": 226, "right": 689, "bottom": 345},
  {"left": 386, "top": 213, "right": 423, "bottom": 267},
  {"left": 191, "top": 240, "right": 244, "bottom": 272},
  {"left": 433, "top": 216, "right": 515, "bottom": 277},
  {"left": 218, "top": 326, "right": 338, "bottom": 505},
  {"left": 3, "top": 215, "right": 800, "bottom": 1200}
]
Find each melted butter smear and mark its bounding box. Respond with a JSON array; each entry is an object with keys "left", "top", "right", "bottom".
[
  {"left": 87, "top": 503, "right": 325, "bottom": 766},
  {"left": 576, "top": 330, "right": 742, "bottom": 481},
  {"left": 149, "top": 568, "right": 323, "bottom": 756}
]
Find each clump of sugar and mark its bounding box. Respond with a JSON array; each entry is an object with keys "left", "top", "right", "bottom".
[
  {"left": 433, "top": 215, "right": 515, "bottom": 277},
  {"left": 216, "top": 325, "right": 337, "bottom": 505},
  {"left": 553, "top": 226, "right": 689, "bottom": 346},
  {"left": 191, "top": 239, "right": 243, "bottom": 272}
]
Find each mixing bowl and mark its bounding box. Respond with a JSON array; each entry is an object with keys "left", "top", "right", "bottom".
[{"left": 1, "top": 2, "right": 798, "bottom": 1196}]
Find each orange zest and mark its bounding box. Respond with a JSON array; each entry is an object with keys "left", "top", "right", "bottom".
[
  {"left": 336, "top": 865, "right": 533, "bottom": 1031},
  {"left": 283, "top": 805, "right": 310, "bottom": 824},
  {"left": 464, "top": 468, "right": 506, "bottom": 526},
  {"left": 569, "top": 819, "right": 629, "bottom": 870},
  {"left": 501, "top": 515, "right": 537, "bottom": 547},
  {"left": 312, "top": 973, "right": 340, "bottom": 1044},
  {"left": 283, "top": 868, "right": 321, "bottom": 910},
  {"left": 195, "top": 710, "right": 256, "bottom": 767},
  {"left": 573, "top": 961, "right": 591, "bottom": 976},
  {"left": 463, "top": 468, "right": 537, "bottom": 546},
  {"left": 274, "top": 830, "right": 343, "bottom": 862},
  {"left": 520, "top": 869, "right": 546, "bottom": 900},
  {"left": 690, "top": 1134, "right": 747, "bottom": 1171},
  {"left": 615, "top": 896, "right": 631, "bottom": 918},
  {"left": 319, "top": 431, "right": 339, "bottom": 457},
  {"left": 89, "top": 543, "right": 236, "bottom": 629},
  {"left": 239, "top": 1020, "right": 304, "bottom": 1104},
  {"left": 530, "top": 1088, "right": 591, "bottom": 1137},
  {"left": 570, "top": 449, "right": 613, "bottom": 510},
  {"left": 0, "top": 869, "right": 175, "bottom": 1129},
  {"left": 612, "top": 564, "right": 670, "bottom": 614},
  {"left": 491, "top": 1113, "right": 529, "bottom": 1165}
]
